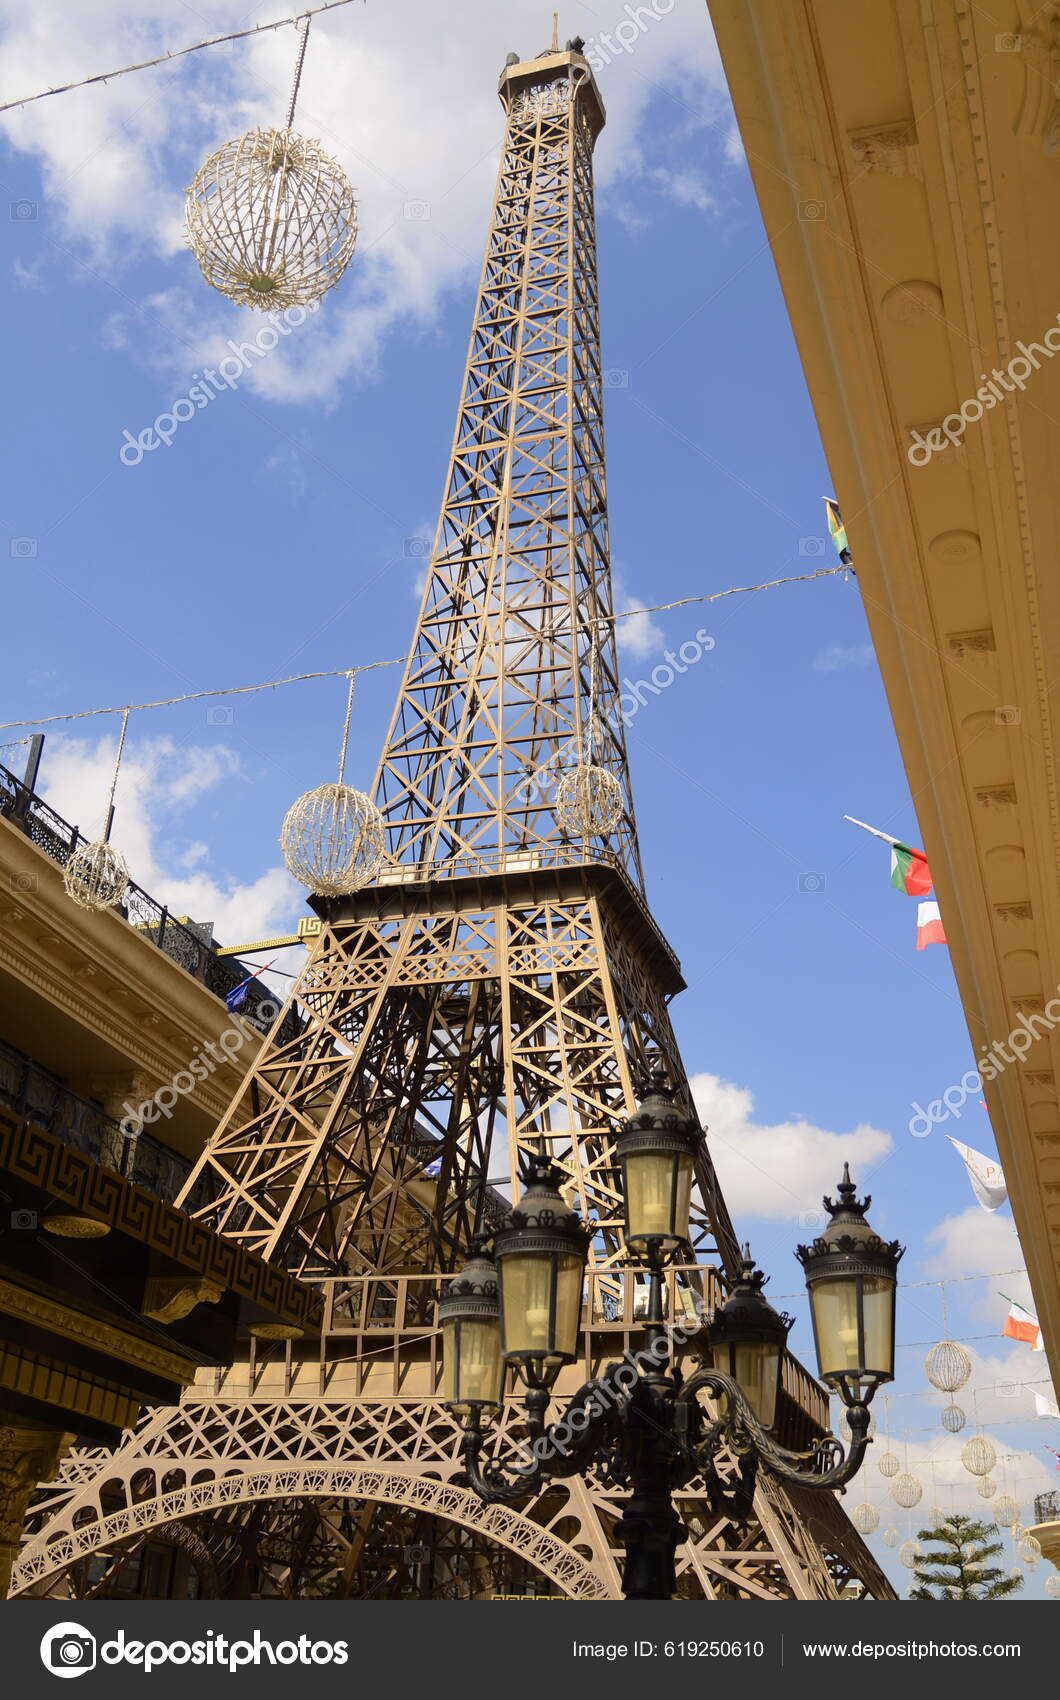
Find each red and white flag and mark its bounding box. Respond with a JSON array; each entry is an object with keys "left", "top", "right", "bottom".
[
  {"left": 1003, "top": 1301, "right": 1043, "bottom": 1351},
  {"left": 916, "top": 900, "right": 946, "bottom": 950}
]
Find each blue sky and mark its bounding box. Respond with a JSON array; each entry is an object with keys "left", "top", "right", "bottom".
[{"left": 1, "top": 0, "right": 1056, "bottom": 1594}]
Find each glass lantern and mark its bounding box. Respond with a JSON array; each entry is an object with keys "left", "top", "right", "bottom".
[
  {"left": 704, "top": 1248, "right": 792, "bottom": 1429},
  {"left": 795, "top": 1165, "right": 903, "bottom": 1398}
]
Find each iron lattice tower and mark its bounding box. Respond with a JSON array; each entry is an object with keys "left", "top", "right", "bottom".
[{"left": 12, "top": 45, "right": 892, "bottom": 1603}]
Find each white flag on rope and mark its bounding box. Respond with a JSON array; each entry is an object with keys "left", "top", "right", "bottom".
[{"left": 946, "top": 1136, "right": 1007, "bottom": 1211}]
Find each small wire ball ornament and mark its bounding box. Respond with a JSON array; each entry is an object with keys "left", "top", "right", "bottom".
[
  {"left": 186, "top": 18, "right": 357, "bottom": 310},
  {"left": 555, "top": 762, "right": 623, "bottom": 838},
  {"left": 852, "top": 1503, "right": 880, "bottom": 1535},
  {"left": 976, "top": 1476, "right": 997, "bottom": 1500},
  {"left": 1018, "top": 1535, "right": 1042, "bottom": 1562},
  {"left": 877, "top": 1451, "right": 901, "bottom": 1479},
  {"left": 1045, "top": 1574, "right": 1060, "bottom": 1599},
  {"left": 891, "top": 1473, "right": 923, "bottom": 1510},
  {"left": 63, "top": 708, "right": 131, "bottom": 912},
  {"left": 898, "top": 1539, "right": 922, "bottom": 1570},
  {"left": 961, "top": 1434, "right": 996, "bottom": 1477},
  {"left": 883, "top": 1528, "right": 900, "bottom": 1549},
  {"left": 924, "top": 1338, "right": 971, "bottom": 1393},
  {"left": 940, "top": 1402, "right": 966, "bottom": 1434},
  {"left": 993, "top": 1495, "right": 1019, "bottom": 1528},
  {"left": 280, "top": 673, "right": 385, "bottom": 896}
]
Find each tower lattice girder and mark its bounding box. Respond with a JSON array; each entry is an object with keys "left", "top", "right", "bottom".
[{"left": 14, "top": 45, "right": 892, "bottom": 1603}]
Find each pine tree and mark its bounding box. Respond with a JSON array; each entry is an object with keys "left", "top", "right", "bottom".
[{"left": 908, "top": 1513, "right": 1022, "bottom": 1600}]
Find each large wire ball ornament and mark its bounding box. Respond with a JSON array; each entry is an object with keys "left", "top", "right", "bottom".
[
  {"left": 940, "top": 1402, "right": 966, "bottom": 1433},
  {"left": 1045, "top": 1574, "right": 1060, "bottom": 1599},
  {"left": 186, "top": 128, "right": 357, "bottom": 310},
  {"left": 877, "top": 1451, "right": 901, "bottom": 1479},
  {"left": 993, "top": 1495, "right": 1020, "bottom": 1528},
  {"left": 883, "top": 1528, "right": 900, "bottom": 1549},
  {"left": 961, "top": 1434, "right": 997, "bottom": 1478},
  {"left": 891, "top": 1473, "right": 923, "bottom": 1510},
  {"left": 1018, "top": 1535, "right": 1042, "bottom": 1561},
  {"left": 924, "top": 1340, "right": 972, "bottom": 1393},
  {"left": 63, "top": 840, "right": 130, "bottom": 912},
  {"left": 851, "top": 1503, "right": 880, "bottom": 1535},
  {"left": 280, "top": 783, "right": 384, "bottom": 895},
  {"left": 555, "top": 763, "right": 624, "bottom": 839},
  {"left": 898, "top": 1539, "right": 922, "bottom": 1570},
  {"left": 976, "top": 1476, "right": 997, "bottom": 1500}
]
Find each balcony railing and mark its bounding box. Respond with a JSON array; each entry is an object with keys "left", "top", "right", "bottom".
[
  {"left": 294, "top": 1268, "right": 830, "bottom": 1436},
  {"left": 1034, "top": 1490, "right": 1060, "bottom": 1525},
  {"left": 0, "top": 1037, "right": 206, "bottom": 1209},
  {"left": 0, "top": 759, "right": 300, "bottom": 1045}
]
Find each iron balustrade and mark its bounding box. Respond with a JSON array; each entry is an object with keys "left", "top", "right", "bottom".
[
  {"left": 0, "top": 759, "right": 301, "bottom": 1044},
  {"left": 297, "top": 1268, "right": 830, "bottom": 1439},
  {"left": 0, "top": 1037, "right": 207, "bottom": 1209},
  {"left": 1034, "top": 1490, "right": 1060, "bottom": 1525}
]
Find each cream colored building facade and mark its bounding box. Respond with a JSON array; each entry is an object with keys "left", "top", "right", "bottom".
[{"left": 707, "top": 0, "right": 1060, "bottom": 1409}]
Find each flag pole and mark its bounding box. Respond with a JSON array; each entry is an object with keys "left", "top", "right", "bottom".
[{"left": 843, "top": 815, "right": 927, "bottom": 860}]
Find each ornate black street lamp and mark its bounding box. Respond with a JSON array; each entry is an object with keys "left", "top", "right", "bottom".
[{"left": 443, "top": 1079, "right": 903, "bottom": 1600}]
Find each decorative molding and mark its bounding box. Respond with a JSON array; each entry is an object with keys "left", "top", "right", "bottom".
[
  {"left": 0, "top": 1275, "right": 194, "bottom": 1383},
  {"left": 848, "top": 119, "right": 921, "bottom": 177},
  {"left": 995, "top": 901, "right": 1033, "bottom": 922},
  {"left": 0, "top": 1110, "right": 321, "bottom": 1335},
  {"left": 928, "top": 529, "right": 980, "bottom": 564},
  {"left": 948, "top": 628, "right": 997, "bottom": 659},
  {"left": 880, "top": 279, "right": 944, "bottom": 326},
  {"left": 975, "top": 785, "right": 1017, "bottom": 810}
]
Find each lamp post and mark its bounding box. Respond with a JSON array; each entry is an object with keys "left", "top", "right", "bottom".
[{"left": 444, "top": 1080, "right": 903, "bottom": 1600}]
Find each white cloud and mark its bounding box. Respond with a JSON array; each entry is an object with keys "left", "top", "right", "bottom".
[
  {"left": 688, "top": 1071, "right": 893, "bottom": 1222},
  {"left": 812, "top": 642, "right": 875, "bottom": 673},
  {"left": 921, "top": 1207, "right": 1034, "bottom": 1327},
  {"left": 0, "top": 0, "right": 735, "bottom": 404},
  {"left": 41, "top": 732, "right": 300, "bottom": 956},
  {"left": 613, "top": 576, "right": 665, "bottom": 659}
]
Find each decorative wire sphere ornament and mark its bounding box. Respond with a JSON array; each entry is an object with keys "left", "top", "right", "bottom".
[
  {"left": 993, "top": 1495, "right": 1019, "bottom": 1528},
  {"left": 891, "top": 1473, "right": 924, "bottom": 1509},
  {"left": 555, "top": 763, "right": 623, "bottom": 839},
  {"left": 851, "top": 1503, "right": 880, "bottom": 1535},
  {"left": 280, "top": 782, "right": 384, "bottom": 895},
  {"left": 898, "top": 1539, "right": 922, "bottom": 1570},
  {"left": 186, "top": 129, "right": 356, "bottom": 309},
  {"left": 185, "top": 20, "right": 356, "bottom": 310},
  {"left": 940, "top": 1402, "right": 966, "bottom": 1434},
  {"left": 1018, "top": 1535, "right": 1042, "bottom": 1561},
  {"left": 63, "top": 708, "right": 131, "bottom": 911},
  {"left": 961, "top": 1434, "right": 997, "bottom": 1478},
  {"left": 976, "top": 1476, "right": 998, "bottom": 1500},
  {"left": 924, "top": 1338, "right": 972, "bottom": 1393},
  {"left": 878, "top": 1451, "right": 901, "bottom": 1479},
  {"left": 63, "top": 840, "right": 130, "bottom": 912},
  {"left": 1045, "top": 1574, "right": 1060, "bottom": 1599},
  {"left": 281, "top": 673, "right": 384, "bottom": 895},
  {"left": 883, "top": 1528, "right": 900, "bottom": 1549}
]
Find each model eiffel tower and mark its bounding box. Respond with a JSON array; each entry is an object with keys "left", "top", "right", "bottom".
[{"left": 12, "top": 43, "right": 892, "bottom": 1602}]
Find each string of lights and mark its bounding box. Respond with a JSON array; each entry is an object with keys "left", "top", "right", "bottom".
[
  {"left": 0, "top": 0, "right": 362, "bottom": 117},
  {"left": 0, "top": 567, "right": 847, "bottom": 734}
]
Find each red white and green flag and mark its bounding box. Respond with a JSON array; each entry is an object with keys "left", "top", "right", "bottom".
[
  {"left": 916, "top": 900, "right": 946, "bottom": 950},
  {"left": 1001, "top": 1298, "right": 1043, "bottom": 1351},
  {"left": 843, "top": 816, "right": 933, "bottom": 895}
]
